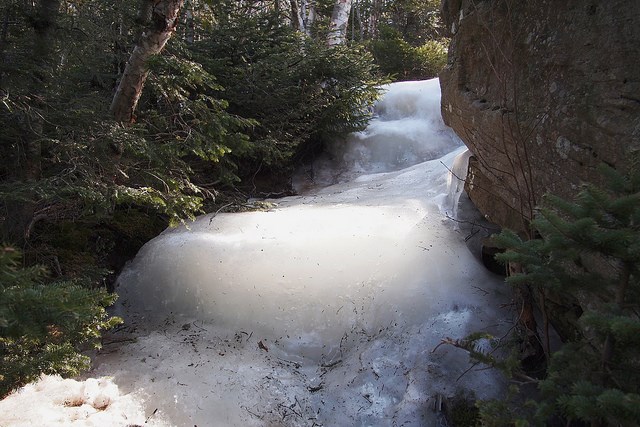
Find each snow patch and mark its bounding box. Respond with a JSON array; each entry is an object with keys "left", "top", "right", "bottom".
[{"left": 0, "top": 375, "right": 168, "bottom": 426}]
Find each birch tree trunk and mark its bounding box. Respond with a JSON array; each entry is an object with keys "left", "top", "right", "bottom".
[
  {"left": 290, "top": 0, "right": 315, "bottom": 36},
  {"left": 327, "top": 0, "right": 352, "bottom": 46},
  {"left": 304, "top": 0, "right": 316, "bottom": 36},
  {"left": 110, "top": 0, "right": 184, "bottom": 123}
]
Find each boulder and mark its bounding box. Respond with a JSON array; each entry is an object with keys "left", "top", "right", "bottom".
[{"left": 440, "top": 0, "right": 640, "bottom": 232}]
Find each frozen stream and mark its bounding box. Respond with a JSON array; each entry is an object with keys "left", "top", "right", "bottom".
[{"left": 0, "top": 79, "right": 511, "bottom": 426}]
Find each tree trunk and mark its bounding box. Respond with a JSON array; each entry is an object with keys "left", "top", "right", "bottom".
[
  {"left": 367, "top": 0, "right": 381, "bottom": 39},
  {"left": 601, "top": 261, "right": 630, "bottom": 375},
  {"left": 290, "top": 0, "right": 315, "bottom": 36},
  {"left": 327, "top": 0, "right": 352, "bottom": 46},
  {"left": 509, "top": 262, "right": 546, "bottom": 375},
  {"left": 27, "top": 0, "right": 61, "bottom": 181},
  {"left": 110, "top": 0, "right": 184, "bottom": 123},
  {"left": 354, "top": 1, "right": 364, "bottom": 41},
  {"left": 0, "top": 6, "right": 11, "bottom": 88},
  {"left": 184, "top": 0, "right": 195, "bottom": 45},
  {"left": 305, "top": 0, "right": 316, "bottom": 35},
  {"left": 290, "top": 0, "right": 304, "bottom": 31},
  {"left": 2, "top": 0, "right": 60, "bottom": 243}
]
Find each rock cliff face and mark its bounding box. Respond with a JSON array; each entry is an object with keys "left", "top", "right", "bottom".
[{"left": 440, "top": 0, "right": 640, "bottom": 232}]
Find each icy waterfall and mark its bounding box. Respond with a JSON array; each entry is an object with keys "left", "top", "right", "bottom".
[{"left": 0, "top": 79, "right": 510, "bottom": 427}]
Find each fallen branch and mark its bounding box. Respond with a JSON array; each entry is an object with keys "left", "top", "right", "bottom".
[{"left": 432, "top": 337, "right": 539, "bottom": 384}]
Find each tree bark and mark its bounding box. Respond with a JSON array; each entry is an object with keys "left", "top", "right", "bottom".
[
  {"left": 2, "top": 0, "right": 61, "bottom": 243},
  {"left": 0, "top": 6, "right": 11, "bottom": 88},
  {"left": 509, "top": 262, "right": 546, "bottom": 375},
  {"left": 327, "top": 0, "right": 352, "bottom": 46},
  {"left": 305, "top": 0, "right": 316, "bottom": 35},
  {"left": 367, "top": 0, "right": 381, "bottom": 39},
  {"left": 290, "top": 0, "right": 315, "bottom": 36},
  {"left": 110, "top": 0, "right": 184, "bottom": 123},
  {"left": 354, "top": 1, "right": 363, "bottom": 41},
  {"left": 184, "top": 0, "right": 195, "bottom": 45},
  {"left": 290, "top": 0, "right": 303, "bottom": 31},
  {"left": 601, "top": 261, "right": 630, "bottom": 374},
  {"left": 26, "top": 0, "right": 61, "bottom": 181}
]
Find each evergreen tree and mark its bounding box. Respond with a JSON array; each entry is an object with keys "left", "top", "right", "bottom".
[
  {"left": 0, "top": 246, "right": 122, "bottom": 397},
  {"left": 192, "top": 9, "right": 383, "bottom": 185},
  {"left": 493, "top": 162, "right": 640, "bottom": 426}
]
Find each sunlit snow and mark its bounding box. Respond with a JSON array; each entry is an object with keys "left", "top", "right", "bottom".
[
  {"left": 0, "top": 375, "right": 169, "bottom": 427},
  {"left": 0, "top": 78, "right": 511, "bottom": 426}
]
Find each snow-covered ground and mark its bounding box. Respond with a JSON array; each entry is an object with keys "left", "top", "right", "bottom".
[
  {"left": 0, "top": 375, "right": 169, "bottom": 426},
  {"left": 0, "top": 79, "right": 511, "bottom": 426}
]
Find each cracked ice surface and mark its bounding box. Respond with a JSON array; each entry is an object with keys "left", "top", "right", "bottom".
[{"left": 1, "top": 79, "right": 511, "bottom": 427}]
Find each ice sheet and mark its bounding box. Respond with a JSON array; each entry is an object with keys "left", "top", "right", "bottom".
[{"left": 0, "top": 79, "right": 511, "bottom": 427}]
